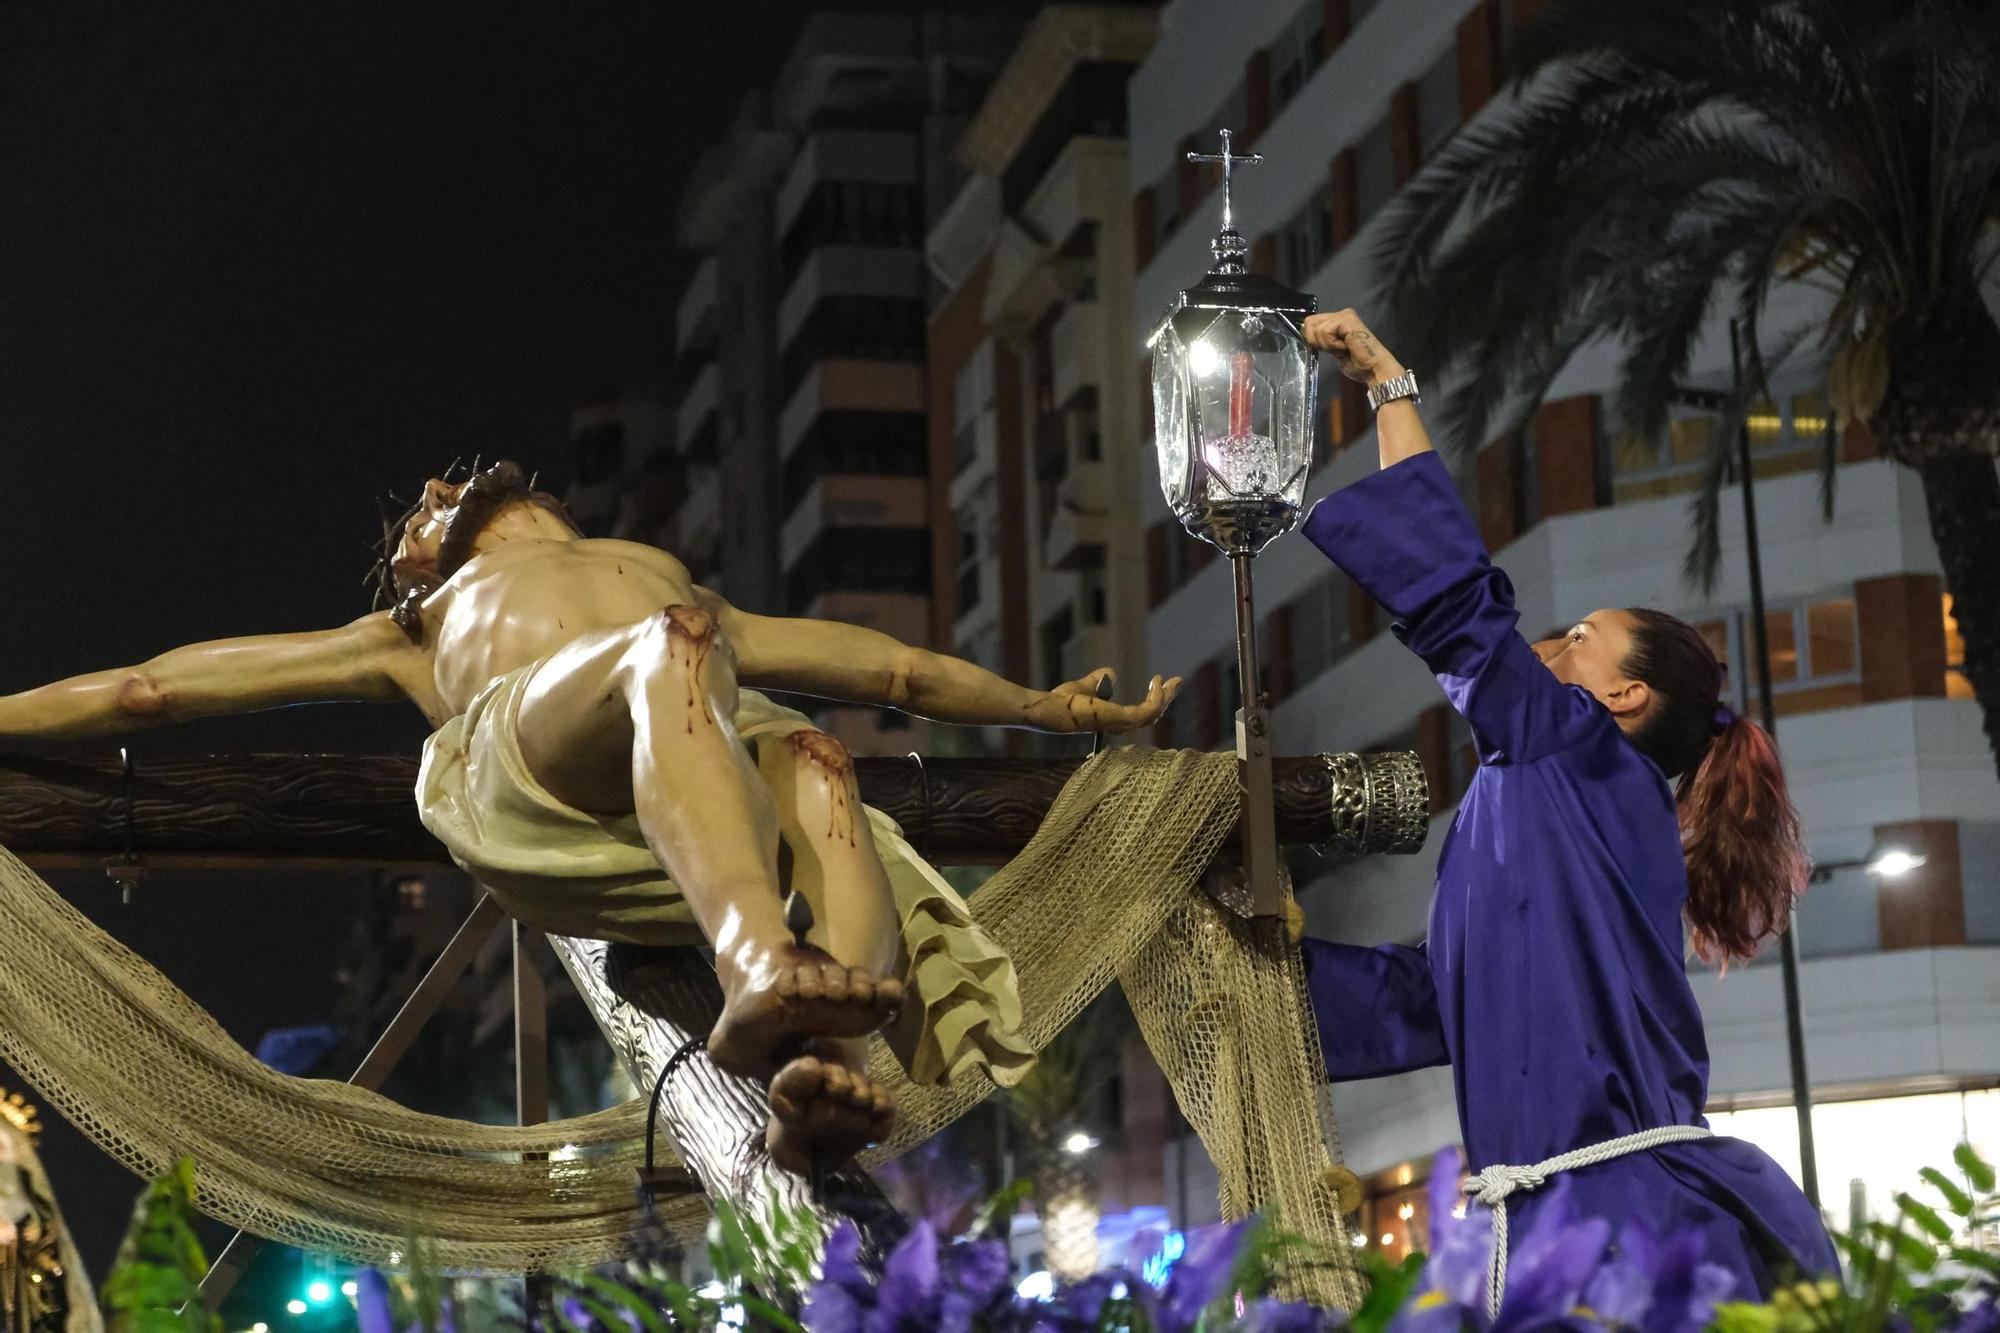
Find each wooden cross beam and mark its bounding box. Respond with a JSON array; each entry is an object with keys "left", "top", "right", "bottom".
[{"left": 0, "top": 749, "right": 1412, "bottom": 870}]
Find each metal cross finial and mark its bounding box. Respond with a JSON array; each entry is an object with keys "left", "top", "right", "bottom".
[{"left": 1186, "top": 128, "right": 1264, "bottom": 234}]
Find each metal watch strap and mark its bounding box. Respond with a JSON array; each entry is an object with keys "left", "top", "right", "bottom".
[{"left": 1367, "top": 370, "right": 1420, "bottom": 411}]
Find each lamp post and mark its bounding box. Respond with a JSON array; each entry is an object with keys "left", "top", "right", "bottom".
[
  {"left": 1673, "top": 321, "right": 1822, "bottom": 1208},
  {"left": 1147, "top": 129, "right": 1318, "bottom": 918}
]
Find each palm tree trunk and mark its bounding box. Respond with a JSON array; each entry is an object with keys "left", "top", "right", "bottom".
[
  {"left": 1875, "top": 296, "right": 2000, "bottom": 783},
  {"left": 1915, "top": 454, "right": 2000, "bottom": 779}
]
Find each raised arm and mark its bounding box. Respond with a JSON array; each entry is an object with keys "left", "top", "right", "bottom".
[
  {"left": 1296, "top": 311, "right": 1603, "bottom": 765},
  {"left": 0, "top": 612, "right": 421, "bottom": 740},
  {"left": 705, "top": 594, "right": 1180, "bottom": 733}
]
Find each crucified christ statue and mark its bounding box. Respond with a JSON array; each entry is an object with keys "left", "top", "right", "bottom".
[{"left": 0, "top": 461, "right": 1181, "bottom": 1173}]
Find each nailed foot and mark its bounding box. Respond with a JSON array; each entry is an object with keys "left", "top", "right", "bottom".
[
  {"left": 765, "top": 1043, "right": 896, "bottom": 1175},
  {"left": 708, "top": 942, "right": 904, "bottom": 1081}
]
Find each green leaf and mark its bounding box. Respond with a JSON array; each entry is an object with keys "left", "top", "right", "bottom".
[
  {"left": 1894, "top": 1193, "right": 1954, "bottom": 1242},
  {"left": 735, "top": 1292, "right": 807, "bottom": 1333},
  {"left": 1919, "top": 1167, "right": 1975, "bottom": 1217},
  {"left": 1954, "top": 1142, "right": 1996, "bottom": 1194},
  {"left": 571, "top": 1272, "right": 672, "bottom": 1333},
  {"left": 968, "top": 1176, "right": 1035, "bottom": 1240},
  {"left": 1865, "top": 1219, "right": 1939, "bottom": 1272},
  {"left": 1347, "top": 1251, "right": 1427, "bottom": 1333},
  {"left": 1708, "top": 1300, "right": 1781, "bottom": 1333},
  {"left": 1948, "top": 1245, "right": 2000, "bottom": 1278}
]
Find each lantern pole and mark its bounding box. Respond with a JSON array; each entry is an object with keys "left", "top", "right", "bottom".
[{"left": 1232, "top": 553, "right": 1283, "bottom": 916}]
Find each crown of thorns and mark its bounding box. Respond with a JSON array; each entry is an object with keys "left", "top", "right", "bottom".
[{"left": 364, "top": 455, "right": 550, "bottom": 612}]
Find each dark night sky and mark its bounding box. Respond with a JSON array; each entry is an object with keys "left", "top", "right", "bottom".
[{"left": 0, "top": 0, "right": 974, "bottom": 1278}]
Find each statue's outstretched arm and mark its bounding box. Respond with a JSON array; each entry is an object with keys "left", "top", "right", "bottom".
[
  {"left": 709, "top": 592, "right": 1180, "bottom": 734},
  {"left": 0, "top": 612, "right": 419, "bottom": 740}
]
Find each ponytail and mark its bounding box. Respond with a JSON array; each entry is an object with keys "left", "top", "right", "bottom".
[
  {"left": 1621, "top": 609, "right": 1811, "bottom": 966},
  {"left": 1674, "top": 711, "right": 1809, "bottom": 965}
]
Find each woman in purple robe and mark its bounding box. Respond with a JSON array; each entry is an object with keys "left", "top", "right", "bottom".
[{"left": 1291, "top": 309, "right": 1838, "bottom": 1305}]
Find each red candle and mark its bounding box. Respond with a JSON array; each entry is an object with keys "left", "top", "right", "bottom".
[{"left": 1229, "top": 352, "right": 1255, "bottom": 440}]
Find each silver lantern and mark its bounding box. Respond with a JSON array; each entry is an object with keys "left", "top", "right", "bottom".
[
  {"left": 1147, "top": 130, "right": 1318, "bottom": 918},
  {"left": 1148, "top": 130, "right": 1318, "bottom": 556}
]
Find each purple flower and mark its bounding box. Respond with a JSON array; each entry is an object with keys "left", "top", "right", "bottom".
[
  {"left": 1953, "top": 1297, "right": 2000, "bottom": 1333},
  {"left": 1159, "top": 1219, "right": 1255, "bottom": 1333},
  {"left": 1490, "top": 1182, "right": 1609, "bottom": 1331},
  {"left": 356, "top": 1271, "right": 395, "bottom": 1333},
  {"left": 872, "top": 1220, "right": 943, "bottom": 1330},
  {"left": 804, "top": 1278, "right": 868, "bottom": 1333},
  {"left": 822, "top": 1223, "right": 875, "bottom": 1299},
  {"left": 1423, "top": 1149, "right": 1493, "bottom": 1315},
  {"left": 1237, "top": 1295, "right": 1338, "bottom": 1332},
  {"left": 1574, "top": 1217, "right": 1736, "bottom": 1333},
  {"left": 940, "top": 1236, "right": 1012, "bottom": 1303},
  {"left": 1389, "top": 1295, "right": 1469, "bottom": 1333}
]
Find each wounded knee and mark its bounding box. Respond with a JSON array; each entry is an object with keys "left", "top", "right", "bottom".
[{"left": 790, "top": 729, "right": 853, "bottom": 779}]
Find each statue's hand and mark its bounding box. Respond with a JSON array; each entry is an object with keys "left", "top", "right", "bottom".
[{"left": 1027, "top": 668, "right": 1182, "bottom": 734}]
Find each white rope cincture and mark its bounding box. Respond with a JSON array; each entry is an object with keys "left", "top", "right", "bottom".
[{"left": 1463, "top": 1124, "right": 1714, "bottom": 1319}]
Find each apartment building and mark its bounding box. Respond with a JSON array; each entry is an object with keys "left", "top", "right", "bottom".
[
  {"left": 1130, "top": 0, "right": 2000, "bottom": 1258},
  {"left": 925, "top": 3, "right": 1160, "bottom": 762},
  {"left": 668, "top": 12, "right": 1022, "bottom": 756}
]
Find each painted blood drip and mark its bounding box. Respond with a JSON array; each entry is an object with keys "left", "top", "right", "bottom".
[
  {"left": 664, "top": 609, "right": 719, "bottom": 734},
  {"left": 794, "top": 732, "right": 859, "bottom": 847}
]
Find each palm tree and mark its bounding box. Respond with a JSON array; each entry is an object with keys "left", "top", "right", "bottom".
[
  {"left": 1379, "top": 0, "right": 2000, "bottom": 772},
  {"left": 1001, "top": 996, "right": 1131, "bottom": 1281}
]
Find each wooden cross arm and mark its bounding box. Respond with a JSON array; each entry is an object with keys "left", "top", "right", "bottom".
[{"left": 0, "top": 748, "right": 1428, "bottom": 870}]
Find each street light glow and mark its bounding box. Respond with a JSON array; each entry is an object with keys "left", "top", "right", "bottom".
[
  {"left": 1062, "top": 1131, "right": 1098, "bottom": 1155},
  {"left": 1866, "top": 847, "right": 1926, "bottom": 879}
]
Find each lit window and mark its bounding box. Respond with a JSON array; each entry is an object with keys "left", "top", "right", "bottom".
[
  {"left": 1806, "top": 599, "right": 1857, "bottom": 678},
  {"left": 1944, "top": 595, "right": 1974, "bottom": 699}
]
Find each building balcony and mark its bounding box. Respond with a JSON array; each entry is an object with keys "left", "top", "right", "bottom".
[
  {"left": 678, "top": 362, "right": 720, "bottom": 459},
  {"left": 780, "top": 474, "right": 928, "bottom": 572},
  {"left": 1044, "top": 475, "right": 1112, "bottom": 572},
  {"left": 953, "top": 553, "right": 1002, "bottom": 640},
  {"left": 780, "top": 359, "right": 926, "bottom": 459},
  {"left": 676, "top": 469, "right": 721, "bottom": 572},
  {"left": 675, "top": 255, "right": 719, "bottom": 359},
  {"left": 798, "top": 590, "right": 931, "bottom": 646},
  {"left": 1049, "top": 300, "right": 1104, "bottom": 411}
]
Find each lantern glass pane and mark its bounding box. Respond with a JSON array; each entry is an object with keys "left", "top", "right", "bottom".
[
  {"left": 1151, "top": 323, "right": 1193, "bottom": 509},
  {"left": 1187, "top": 311, "right": 1313, "bottom": 508}
]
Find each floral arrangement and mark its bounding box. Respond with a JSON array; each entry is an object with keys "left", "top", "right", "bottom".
[{"left": 99, "top": 1145, "right": 1999, "bottom": 1332}]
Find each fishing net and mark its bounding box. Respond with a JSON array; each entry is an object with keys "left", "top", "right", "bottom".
[{"left": 0, "top": 744, "right": 1420, "bottom": 1305}]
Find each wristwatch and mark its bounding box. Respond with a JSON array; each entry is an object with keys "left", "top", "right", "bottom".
[{"left": 1367, "top": 369, "right": 1420, "bottom": 411}]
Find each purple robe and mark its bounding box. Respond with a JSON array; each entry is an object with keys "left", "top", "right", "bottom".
[{"left": 1298, "top": 451, "right": 1837, "bottom": 1297}]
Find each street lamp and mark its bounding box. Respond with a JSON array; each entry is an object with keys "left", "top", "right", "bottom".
[
  {"left": 1808, "top": 841, "right": 1928, "bottom": 884},
  {"left": 1671, "top": 320, "right": 1823, "bottom": 1206},
  {"left": 1147, "top": 129, "right": 1318, "bottom": 918}
]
